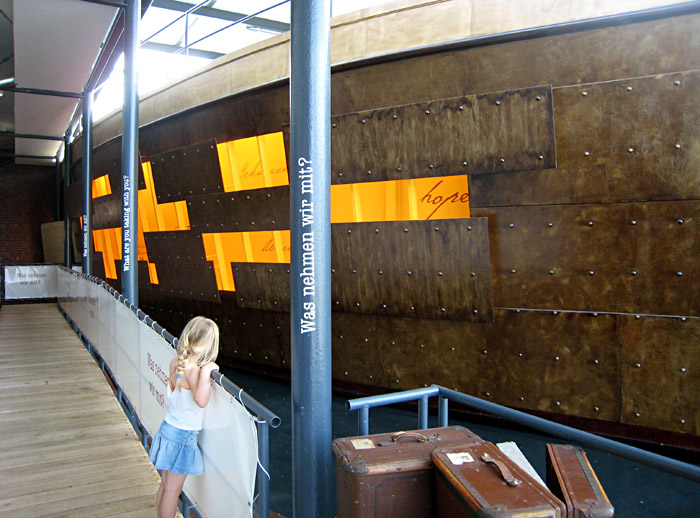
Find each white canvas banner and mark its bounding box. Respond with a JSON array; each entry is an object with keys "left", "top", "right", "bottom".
[
  {"left": 98, "top": 286, "right": 117, "bottom": 373},
  {"left": 139, "top": 322, "right": 175, "bottom": 436},
  {"left": 114, "top": 300, "right": 141, "bottom": 417},
  {"left": 4, "top": 265, "right": 57, "bottom": 299},
  {"left": 185, "top": 384, "right": 259, "bottom": 518},
  {"left": 84, "top": 281, "right": 100, "bottom": 349}
]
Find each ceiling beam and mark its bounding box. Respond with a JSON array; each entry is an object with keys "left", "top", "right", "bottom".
[
  {"left": 141, "top": 41, "right": 224, "bottom": 59},
  {"left": 0, "top": 131, "right": 65, "bottom": 141},
  {"left": 152, "top": 0, "right": 290, "bottom": 33},
  {"left": 3, "top": 86, "right": 83, "bottom": 99}
]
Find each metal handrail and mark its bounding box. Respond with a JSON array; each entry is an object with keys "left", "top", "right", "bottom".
[
  {"left": 346, "top": 385, "right": 700, "bottom": 484},
  {"left": 51, "top": 265, "right": 281, "bottom": 518}
]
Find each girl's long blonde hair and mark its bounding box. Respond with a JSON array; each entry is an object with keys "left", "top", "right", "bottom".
[{"left": 174, "top": 316, "right": 220, "bottom": 392}]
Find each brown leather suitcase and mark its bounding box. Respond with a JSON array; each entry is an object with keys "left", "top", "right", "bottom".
[
  {"left": 332, "top": 426, "right": 482, "bottom": 518},
  {"left": 546, "top": 444, "right": 614, "bottom": 518},
  {"left": 432, "top": 442, "right": 567, "bottom": 517}
]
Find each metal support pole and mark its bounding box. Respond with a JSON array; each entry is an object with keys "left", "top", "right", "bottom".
[
  {"left": 290, "top": 0, "right": 333, "bottom": 516},
  {"left": 122, "top": 0, "right": 140, "bottom": 306},
  {"left": 256, "top": 421, "right": 270, "bottom": 518},
  {"left": 358, "top": 406, "right": 369, "bottom": 436},
  {"left": 64, "top": 134, "right": 72, "bottom": 268},
  {"left": 438, "top": 395, "right": 449, "bottom": 427},
  {"left": 55, "top": 155, "right": 62, "bottom": 222},
  {"left": 81, "top": 90, "right": 94, "bottom": 275}
]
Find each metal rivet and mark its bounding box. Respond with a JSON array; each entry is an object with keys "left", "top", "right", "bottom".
[
  {"left": 382, "top": 304, "right": 387, "bottom": 309},
  {"left": 681, "top": 419, "right": 686, "bottom": 424},
  {"left": 635, "top": 314, "right": 641, "bottom": 319},
  {"left": 549, "top": 269, "right": 555, "bottom": 275},
  {"left": 471, "top": 272, "right": 476, "bottom": 277},
  {"left": 392, "top": 114, "right": 397, "bottom": 119},
  {"left": 635, "top": 363, "right": 642, "bottom": 368},
  {"left": 435, "top": 226, "right": 439, "bottom": 231},
  {"left": 352, "top": 269, "right": 357, "bottom": 274},
  {"left": 589, "top": 270, "right": 595, "bottom": 275},
  {"left": 463, "top": 161, "right": 468, "bottom": 166},
  {"left": 338, "top": 172, "right": 343, "bottom": 176},
  {"left": 438, "top": 271, "right": 443, "bottom": 276},
  {"left": 467, "top": 225, "right": 472, "bottom": 231},
  {"left": 677, "top": 271, "right": 683, "bottom": 277},
  {"left": 628, "top": 147, "right": 634, "bottom": 153},
  {"left": 420, "top": 344, "right": 424, "bottom": 348},
  {"left": 473, "top": 309, "right": 479, "bottom": 314},
  {"left": 496, "top": 100, "right": 501, "bottom": 105},
  {"left": 520, "top": 396, "right": 525, "bottom": 401},
  {"left": 538, "top": 155, "right": 544, "bottom": 160},
  {"left": 404, "top": 228, "right": 409, "bottom": 232},
  {"left": 555, "top": 356, "right": 560, "bottom": 361},
  {"left": 594, "top": 406, "right": 600, "bottom": 412},
  {"left": 482, "top": 349, "right": 488, "bottom": 354},
  {"left": 509, "top": 223, "right": 515, "bottom": 228},
  {"left": 429, "top": 164, "right": 435, "bottom": 169},
  {"left": 361, "top": 119, "right": 366, "bottom": 124},
  {"left": 451, "top": 347, "right": 455, "bottom": 351},
  {"left": 347, "top": 229, "right": 351, "bottom": 234},
  {"left": 397, "top": 166, "right": 403, "bottom": 172},
  {"left": 594, "top": 359, "right": 599, "bottom": 364},
  {"left": 680, "top": 317, "right": 687, "bottom": 322},
  {"left": 485, "top": 392, "right": 491, "bottom": 397},
  {"left": 332, "top": 123, "right": 337, "bottom": 128},
  {"left": 367, "top": 170, "right": 372, "bottom": 175},
  {"left": 556, "top": 401, "right": 561, "bottom": 406},
  {"left": 548, "top": 222, "right": 553, "bottom": 227},
  {"left": 518, "top": 352, "right": 524, "bottom": 358},
  {"left": 331, "top": 268, "right": 335, "bottom": 273},
  {"left": 356, "top": 302, "right": 360, "bottom": 307},
  {"left": 375, "top": 228, "right": 380, "bottom": 233},
  {"left": 425, "top": 109, "right": 430, "bottom": 115},
  {"left": 626, "top": 86, "right": 632, "bottom": 91},
  {"left": 631, "top": 270, "right": 638, "bottom": 276},
  {"left": 635, "top": 412, "right": 640, "bottom": 418},
  {"left": 500, "top": 158, "right": 505, "bottom": 163},
  {"left": 582, "top": 91, "right": 588, "bottom": 96},
  {"left": 677, "top": 218, "right": 684, "bottom": 224},
  {"left": 584, "top": 151, "right": 590, "bottom": 156},
  {"left": 411, "top": 306, "right": 415, "bottom": 311},
  {"left": 536, "top": 96, "right": 542, "bottom": 101},
  {"left": 378, "top": 270, "right": 383, "bottom": 275},
  {"left": 631, "top": 220, "right": 637, "bottom": 225},
  {"left": 681, "top": 367, "right": 687, "bottom": 373},
  {"left": 407, "top": 271, "right": 412, "bottom": 275},
  {"left": 588, "top": 220, "right": 594, "bottom": 226},
  {"left": 674, "top": 80, "right": 681, "bottom": 86},
  {"left": 511, "top": 269, "right": 517, "bottom": 274},
  {"left": 459, "top": 105, "right": 464, "bottom": 110},
  {"left": 441, "top": 307, "right": 446, "bottom": 312}
]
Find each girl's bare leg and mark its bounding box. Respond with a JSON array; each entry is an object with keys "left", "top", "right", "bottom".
[{"left": 156, "top": 470, "right": 187, "bottom": 518}]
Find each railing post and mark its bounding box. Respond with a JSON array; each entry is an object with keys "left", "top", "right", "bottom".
[
  {"left": 64, "top": 133, "right": 72, "bottom": 268},
  {"left": 81, "top": 89, "right": 94, "bottom": 275},
  {"left": 256, "top": 421, "right": 270, "bottom": 518},
  {"left": 419, "top": 395, "right": 429, "bottom": 430},
  {"left": 358, "top": 406, "right": 369, "bottom": 436},
  {"left": 438, "top": 394, "right": 449, "bottom": 427}
]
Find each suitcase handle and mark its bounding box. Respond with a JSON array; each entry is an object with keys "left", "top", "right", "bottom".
[
  {"left": 481, "top": 452, "right": 522, "bottom": 487},
  {"left": 378, "top": 431, "right": 430, "bottom": 446}
]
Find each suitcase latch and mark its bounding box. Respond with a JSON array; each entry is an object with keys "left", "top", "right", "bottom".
[{"left": 481, "top": 452, "right": 522, "bottom": 487}]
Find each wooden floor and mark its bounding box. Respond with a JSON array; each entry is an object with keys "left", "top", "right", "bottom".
[{"left": 0, "top": 303, "right": 162, "bottom": 518}]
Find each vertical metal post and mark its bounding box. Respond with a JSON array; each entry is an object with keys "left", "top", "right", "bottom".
[
  {"left": 359, "top": 406, "right": 370, "bottom": 436},
  {"left": 290, "top": 0, "right": 333, "bottom": 516},
  {"left": 419, "top": 395, "right": 429, "bottom": 429},
  {"left": 122, "top": 0, "right": 140, "bottom": 306},
  {"left": 256, "top": 421, "right": 270, "bottom": 518},
  {"left": 82, "top": 90, "right": 94, "bottom": 275},
  {"left": 438, "top": 395, "right": 449, "bottom": 427},
  {"left": 55, "top": 155, "right": 62, "bottom": 222},
  {"left": 64, "top": 134, "right": 72, "bottom": 268}
]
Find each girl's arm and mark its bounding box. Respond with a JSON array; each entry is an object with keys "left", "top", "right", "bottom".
[{"left": 191, "top": 362, "right": 219, "bottom": 408}]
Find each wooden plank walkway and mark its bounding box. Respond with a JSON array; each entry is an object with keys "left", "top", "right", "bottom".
[{"left": 0, "top": 303, "right": 162, "bottom": 518}]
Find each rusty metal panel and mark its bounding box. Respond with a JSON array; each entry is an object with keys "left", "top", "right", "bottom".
[
  {"left": 620, "top": 314, "right": 699, "bottom": 434},
  {"left": 143, "top": 231, "right": 208, "bottom": 265},
  {"left": 330, "top": 86, "right": 554, "bottom": 184},
  {"left": 473, "top": 200, "right": 699, "bottom": 316},
  {"left": 150, "top": 139, "right": 223, "bottom": 203},
  {"left": 92, "top": 197, "right": 121, "bottom": 230},
  {"left": 331, "top": 218, "right": 493, "bottom": 321},
  {"left": 152, "top": 262, "right": 220, "bottom": 303},
  {"left": 187, "top": 186, "right": 290, "bottom": 233},
  {"left": 231, "top": 262, "right": 290, "bottom": 311},
  {"left": 471, "top": 70, "right": 700, "bottom": 206},
  {"left": 331, "top": 309, "right": 619, "bottom": 422}
]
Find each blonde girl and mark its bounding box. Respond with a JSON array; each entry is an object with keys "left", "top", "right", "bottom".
[{"left": 150, "top": 316, "right": 220, "bottom": 518}]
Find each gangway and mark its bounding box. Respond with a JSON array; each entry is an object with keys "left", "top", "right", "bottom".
[{"left": 0, "top": 303, "right": 162, "bottom": 517}]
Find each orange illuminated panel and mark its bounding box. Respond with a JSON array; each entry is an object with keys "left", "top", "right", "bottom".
[
  {"left": 330, "top": 174, "right": 470, "bottom": 223},
  {"left": 202, "top": 230, "right": 291, "bottom": 291},
  {"left": 92, "top": 174, "right": 112, "bottom": 199},
  {"left": 92, "top": 228, "right": 121, "bottom": 279},
  {"left": 140, "top": 161, "right": 190, "bottom": 232},
  {"left": 217, "top": 132, "right": 289, "bottom": 192}
]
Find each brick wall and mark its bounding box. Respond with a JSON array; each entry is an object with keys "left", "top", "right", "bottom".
[{"left": 0, "top": 162, "right": 58, "bottom": 264}]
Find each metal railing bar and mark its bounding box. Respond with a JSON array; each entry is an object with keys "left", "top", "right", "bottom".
[{"left": 141, "top": 0, "right": 210, "bottom": 45}]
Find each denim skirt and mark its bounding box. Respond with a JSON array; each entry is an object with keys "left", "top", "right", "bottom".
[{"left": 149, "top": 421, "right": 204, "bottom": 476}]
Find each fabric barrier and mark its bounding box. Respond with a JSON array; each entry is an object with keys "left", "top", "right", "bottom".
[
  {"left": 54, "top": 266, "right": 257, "bottom": 518},
  {"left": 4, "top": 265, "right": 57, "bottom": 299}
]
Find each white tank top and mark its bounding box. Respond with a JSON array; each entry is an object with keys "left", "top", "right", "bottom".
[{"left": 164, "top": 369, "right": 205, "bottom": 431}]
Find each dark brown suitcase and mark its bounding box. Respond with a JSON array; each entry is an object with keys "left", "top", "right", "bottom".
[
  {"left": 432, "top": 442, "right": 567, "bottom": 517},
  {"left": 546, "top": 444, "right": 614, "bottom": 518},
  {"left": 332, "top": 426, "right": 482, "bottom": 518}
]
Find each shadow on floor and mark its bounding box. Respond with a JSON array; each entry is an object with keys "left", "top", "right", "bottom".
[{"left": 222, "top": 367, "right": 700, "bottom": 518}]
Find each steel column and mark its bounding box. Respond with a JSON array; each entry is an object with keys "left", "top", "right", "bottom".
[
  {"left": 290, "top": 0, "right": 333, "bottom": 516},
  {"left": 64, "top": 134, "right": 72, "bottom": 268},
  {"left": 55, "top": 155, "right": 62, "bottom": 221},
  {"left": 121, "top": 0, "right": 140, "bottom": 305},
  {"left": 81, "top": 90, "right": 94, "bottom": 275}
]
